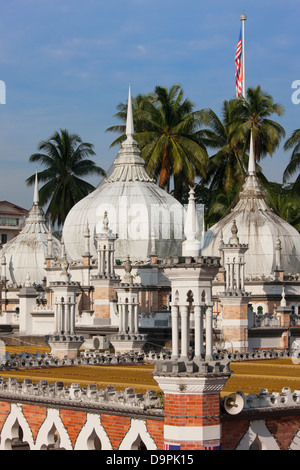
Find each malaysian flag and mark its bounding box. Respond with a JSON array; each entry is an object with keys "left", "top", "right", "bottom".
[
  {"left": 164, "top": 443, "right": 181, "bottom": 450},
  {"left": 235, "top": 27, "right": 243, "bottom": 97}
]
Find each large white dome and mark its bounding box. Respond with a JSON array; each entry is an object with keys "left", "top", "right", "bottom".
[
  {"left": 63, "top": 90, "right": 185, "bottom": 262},
  {"left": 201, "top": 137, "right": 300, "bottom": 277}
]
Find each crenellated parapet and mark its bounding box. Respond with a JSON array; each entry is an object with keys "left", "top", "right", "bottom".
[
  {"left": 0, "top": 376, "right": 163, "bottom": 414},
  {"left": 222, "top": 387, "right": 300, "bottom": 416}
]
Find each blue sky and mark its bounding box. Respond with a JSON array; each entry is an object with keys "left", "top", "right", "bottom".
[{"left": 0, "top": 0, "right": 299, "bottom": 210}]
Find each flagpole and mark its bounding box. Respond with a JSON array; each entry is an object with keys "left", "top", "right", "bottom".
[{"left": 240, "top": 13, "right": 247, "bottom": 97}]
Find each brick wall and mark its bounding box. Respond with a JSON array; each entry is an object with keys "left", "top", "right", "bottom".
[
  {"left": 221, "top": 414, "right": 300, "bottom": 450},
  {"left": 0, "top": 401, "right": 164, "bottom": 450},
  {"left": 1, "top": 394, "right": 300, "bottom": 450},
  {"left": 164, "top": 392, "right": 221, "bottom": 450}
]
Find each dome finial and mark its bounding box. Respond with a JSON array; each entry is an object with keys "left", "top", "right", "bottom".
[
  {"left": 126, "top": 82, "right": 134, "bottom": 141},
  {"left": 230, "top": 219, "right": 239, "bottom": 244},
  {"left": 248, "top": 130, "right": 256, "bottom": 176},
  {"left": 33, "top": 169, "right": 39, "bottom": 205}
]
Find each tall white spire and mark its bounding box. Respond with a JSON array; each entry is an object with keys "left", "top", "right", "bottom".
[
  {"left": 106, "top": 83, "right": 153, "bottom": 184},
  {"left": 33, "top": 170, "right": 39, "bottom": 205},
  {"left": 126, "top": 82, "right": 134, "bottom": 141},
  {"left": 248, "top": 130, "right": 256, "bottom": 176}
]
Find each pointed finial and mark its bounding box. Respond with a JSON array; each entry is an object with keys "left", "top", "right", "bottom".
[
  {"left": 102, "top": 211, "right": 109, "bottom": 232},
  {"left": 182, "top": 185, "right": 201, "bottom": 257},
  {"left": 280, "top": 286, "right": 286, "bottom": 307},
  {"left": 126, "top": 83, "right": 135, "bottom": 140},
  {"left": 60, "top": 251, "right": 70, "bottom": 283},
  {"left": 230, "top": 220, "right": 239, "bottom": 244},
  {"left": 33, "top": 170, "right": 39, "bottom": 205},
  {"left": 25, "top": 272, "right": 31, "bottom": 287},
  {"left": 248, "top": 131, "right": 256, "bottom": 176},
  {"left": 123, "top": 254, "right": 133, "bottom": 284}
]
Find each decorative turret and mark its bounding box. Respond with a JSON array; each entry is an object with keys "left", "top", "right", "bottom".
[
  {"left": 182, "top": 186, "right": 201, "bottom": 257},
  {"left": 90, "top": 212, "right": 120, "bottom": 322},
  {"left": 110, "top": 254, "right": 147, "bottom": 354},
  {"left": 48, "top": 252, "right": 83, "bottom": 360},
  {"left": 221, "top": 220, "right": 248, "bottom": 292},
  {"left": 93, "top": 211, "right": 118, "bottom": 279},
  {"left": 218, "top": 220, "right": 250, "bottom": 353}
]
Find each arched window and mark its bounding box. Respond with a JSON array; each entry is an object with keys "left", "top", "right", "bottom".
[
  {"left": 41, "top": 424, "right": 65, "bottom": 450},
  {"left": 10, "top": 424, "right": 30, "bottom": 450},
  {"left": 249, "top": 435, "right": 265, "bottom": 450},
  {"left": 131, "top": 435, "right": 147, "bottom": 450},
  {"left": 86, "top": 429, "right": 102, "bottom": 450}
]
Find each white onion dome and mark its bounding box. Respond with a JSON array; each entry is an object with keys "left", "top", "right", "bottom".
[
  {"left": 201, "top": 133, "right": 300, "bottom": 276},
  {"left": 63, "top": 86, "right": 185, "bottom": 262},
  {"left": 0, "top": 174, "right": 61, "bottom": 285}
]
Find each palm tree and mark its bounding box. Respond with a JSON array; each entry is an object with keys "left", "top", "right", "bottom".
[
  {"left": 264, "top": 181, "right": 300, "bottom": 231},
  {"left": 196, "top": 88, "right": 284, "bottom": 228},
  {"left": 230, "top": 85, "right": 286, "bottom": 163},
  {"left": 197, "top": 100, "right": 247, "bottom": 197},
  {"left": 26, "top": 129, "right": 106, "bottom": 226},
  {"left": 106, "top": 84, "right": 209, "bottom": 202},
  {"left": 283, "top": 128, "right": 300, "bottom": 194}
]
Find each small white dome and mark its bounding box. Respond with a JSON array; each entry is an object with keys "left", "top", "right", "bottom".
[{"left": 1, "top": 193, "right": 61, "bottom": 285}]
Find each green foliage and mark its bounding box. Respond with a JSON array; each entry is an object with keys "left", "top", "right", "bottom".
[
  {"left": 197, "top": 86, "right": 287, "bottom": 228},
  {"left": 26, "top": 129, "right": 106, "bottom": 226},
  {"left": 264, "top": 181, "right": 300, "bottom": 231},
  {"left": 106, "top": 84, "right": 209, "bottom": 201},
  {"left": 284, "top": 128, "right": 300, "bottom": 196}
]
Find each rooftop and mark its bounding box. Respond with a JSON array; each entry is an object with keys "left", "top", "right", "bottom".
[{"left": 0, "top": 345, "right": 300, "bottom": 397}]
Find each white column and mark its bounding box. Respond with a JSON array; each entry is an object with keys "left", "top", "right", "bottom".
[
  {"left": 194, "top": 305, "right": 205, "bottom": 358},
  {"left": 225, "top": 261, "right": 230, "bottom": 290},
  {"left": 122, "top": 304, "right": 127, "bottom": 332},
  {"left": 105, "top": 248, "right": 110, "bottom": 275},
  {"left": 128, "top": 303, "right": 134, "bottom": 333},
  {"left": 119, "top": 303, "right": 123, "bottom": 333},
  {"left": 194, "top": 305, "right": 202, "bottom": 358},
  {"left": 60, "top": 299, "right": 65, "bottom": 334},
  {"left": 134, "top": 304, "right": 139, "bottom": 334},
  {"left": 241, "top": 263, "right": 245, "bottom": 290},
  {"left": 65, "top": 302, "right": 70, "bottom": 334},
  {"left": 70, "top": 302, "right": 76, "bottom": 335},
  {"left": 180, "top": 305, "right": 189, "bottom": 358},
  {"left": 230, "top": 262, "right": 234, "bottom": 290},
  {"left": 236, "top": 261, "right": 241, "bottom": 290},
  {"left": 54, "top": 299, "right": 59, "bottom": 334},
  {"left": 97, "top": 248, "right": 102, "bottom": 275},
  {"left": 171, "top": 305, "right": 179, "bottom": 358},
  {"left": 110, "top": 248, "right": 115, "bottom": 276},
  {"left": 205, "top": 306, "right": 213, "bottom": 360}
]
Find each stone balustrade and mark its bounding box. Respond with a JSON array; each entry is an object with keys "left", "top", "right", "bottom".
[
  {"left": 223, "top": 387, "right": 300, "bottom": 412},
  {"left": 0, "top": 376, "right": 162, "bottom": 413}
]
